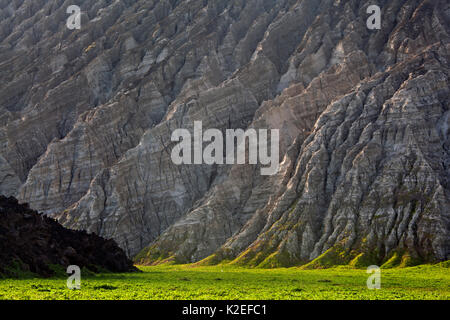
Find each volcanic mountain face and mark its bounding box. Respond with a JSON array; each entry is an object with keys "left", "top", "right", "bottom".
[
  {"left": 0, "top": 196, "right": 135, "bottom": 277},
  {"left": 0, "top": 0, "right": 448, "bottom": 266}
]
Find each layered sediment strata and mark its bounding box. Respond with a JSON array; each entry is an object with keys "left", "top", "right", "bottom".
[{"left": 0, "top": 0, "right": 448, "bottom": 265}]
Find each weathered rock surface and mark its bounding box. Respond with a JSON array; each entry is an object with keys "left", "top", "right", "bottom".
[
  {"left": 0, "top": 0, "right": 448, "bottom": 266},
  {"left": 0, "top": 196, "right": 135, "bottom": 277}
]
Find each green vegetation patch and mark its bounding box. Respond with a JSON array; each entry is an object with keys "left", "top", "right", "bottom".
[{"left": 0, "top": 262, "right": 448, "bottom": 300}]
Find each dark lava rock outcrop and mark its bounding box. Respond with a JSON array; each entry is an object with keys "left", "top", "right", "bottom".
[{"left": 0, "top": 196, "right": 135, "bottom": 277}]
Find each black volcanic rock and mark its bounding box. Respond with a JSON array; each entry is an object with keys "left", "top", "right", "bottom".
[{"left": 0, "top": 196, "right": 135, "bottom": 277}]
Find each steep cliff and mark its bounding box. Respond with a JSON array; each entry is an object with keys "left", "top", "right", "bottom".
[{"left": 0, "top": 0, "right": 448, "bottom": 266}]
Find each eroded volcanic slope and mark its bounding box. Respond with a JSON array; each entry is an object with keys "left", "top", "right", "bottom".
[
  {"left": 0, "top": 0, "right": 449, "bottom": 267},
  {"left": 0, "top": 196, "right": 135, "bottom": 277}
]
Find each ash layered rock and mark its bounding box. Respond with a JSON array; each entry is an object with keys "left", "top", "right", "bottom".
[
  {"left": 137, "top": 0, "right": 450, "bottom": 266},
  {"left": 214, "top": 46, "right": 450, "bottom": 267},
  {"left": 1, "top": 0, "right": 449, "bottom": 266},
  {"left": 57, "top": 78, "right": 260, "bottom": 256},
  {"left": 9, "top": 0, "right": 293, "bottom": 257}
]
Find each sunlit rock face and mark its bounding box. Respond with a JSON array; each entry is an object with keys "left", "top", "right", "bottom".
[{"left": 1, "top": 0, "right": 448, "bottom": 265}]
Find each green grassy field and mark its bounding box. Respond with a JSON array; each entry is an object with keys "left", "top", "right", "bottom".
[{"left": 0, "top": 263, "right": 448, "bottom": 300}]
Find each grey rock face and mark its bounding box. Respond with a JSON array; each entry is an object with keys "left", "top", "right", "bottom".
[{"left": 1, "top": 0, "right": 449, "bottom": 265}]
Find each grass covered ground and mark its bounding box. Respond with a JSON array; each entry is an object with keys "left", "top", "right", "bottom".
[{"left": 0, "top": 263, "right": 448, "bottom": 300}]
